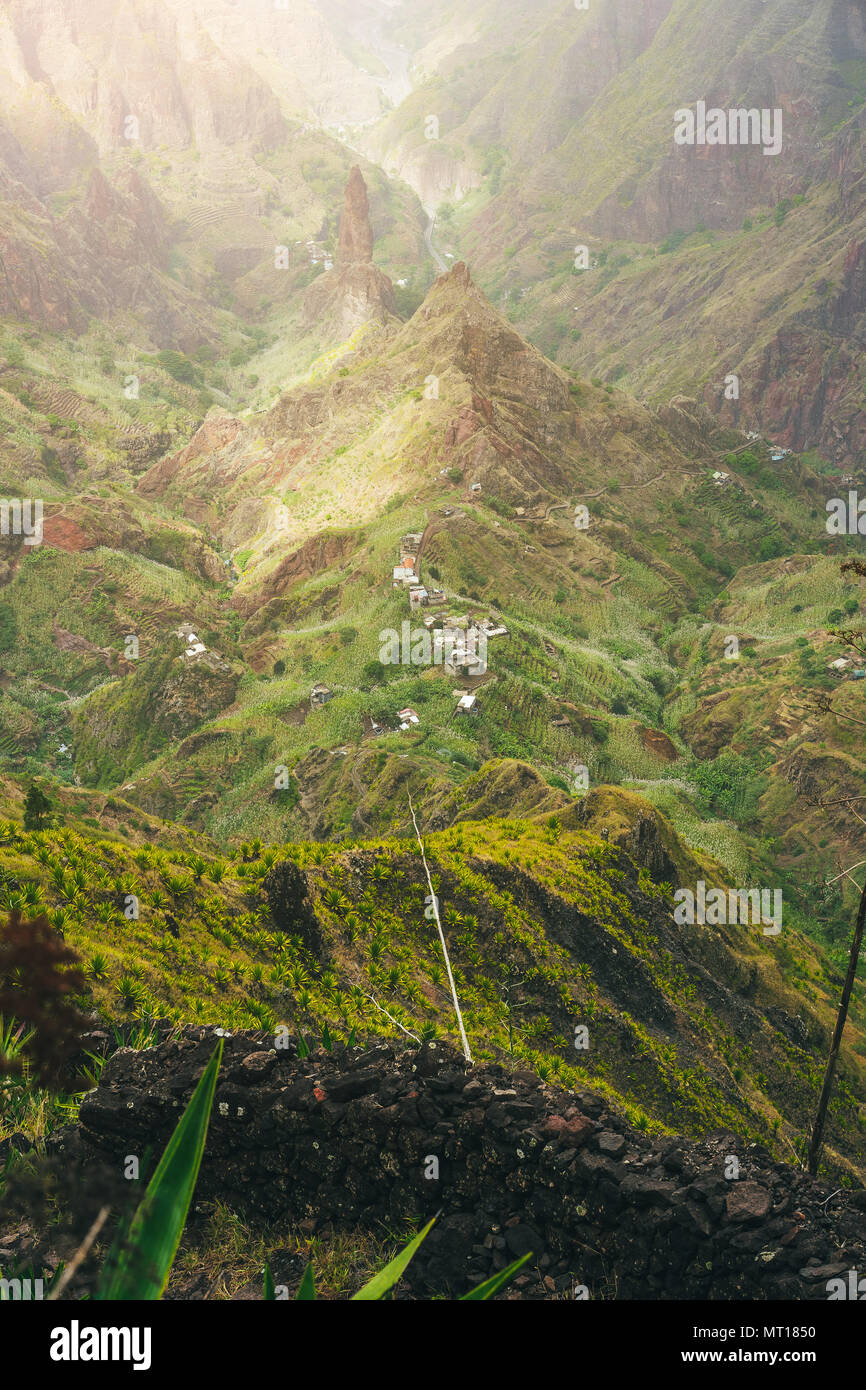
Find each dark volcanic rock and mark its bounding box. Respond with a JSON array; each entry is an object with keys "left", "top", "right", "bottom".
[
  {"left": 261, "top": 859, "right": 325, "bottom": 958},
  {"left": 64, "top": 1027, "right": 866, "bottom": 1300}
]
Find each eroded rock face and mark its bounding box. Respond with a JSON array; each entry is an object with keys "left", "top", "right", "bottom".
[
  {"left": 71, "top": 1029, "right": 866, "bottom": 1300},
  {"left": 232, "top": 531, "right": 358, "bottom": 618},
  {"left": 624, "top": 813, "right": 679, "bottom": 886},
  {"left": 154, "top": 651, "right": 240, "bottom": 740},
  {"left": 41, "top": 516, "right": 94, "bottom": 553}
]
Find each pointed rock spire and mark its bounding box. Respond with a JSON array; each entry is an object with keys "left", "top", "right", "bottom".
[{"left": 338, "top": 165, "right": 374, "bottom": 266}]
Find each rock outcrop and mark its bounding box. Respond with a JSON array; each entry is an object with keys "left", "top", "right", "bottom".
[
  {"left": 303, "top": 166, "right": 396, "bottom": 337},
  {"left": 67, "top": 1028, "right": 866, "bottom": 1300},
  {"left": 338, "top": 166, "right": 376, "bottom": 266}
]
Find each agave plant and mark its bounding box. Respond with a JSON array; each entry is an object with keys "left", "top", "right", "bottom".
[
  {"left": 249, "top": 1001, "right": 276, "bottom": 1029},
  {"left": 117, "top": 974, "right": 141, "bottom": 1010},
  {"left": 99, "top": 1041, "right": 223, "bottom": 1300},
  {"left": 114, "top": 875, "right": 142, "bottom": 898},
  {"left": 163, "top": 873, "right": 193, "bottom": 900},
  {"left": 0, "top": 1015, "right": 35, "bottom": 1073},
  {"left": 269, "top": 1219, "right": 529, "bottom": 1302},
  {"left": 88, "top": 951, "right": 109, "bottom": 981},
  {"left": 49, "top": 907, "right": 73, "bottom": 933},
  {"left": 184, "top": 855, "right": 203, "bottom": 880}
]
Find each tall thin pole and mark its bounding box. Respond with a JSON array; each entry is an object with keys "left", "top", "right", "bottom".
[
  {"left": 808, "top": 877, "right": 866, "bottom": 1175},
  {"left": 408, "top": 794, "right": 472, "bottom": 1063}
]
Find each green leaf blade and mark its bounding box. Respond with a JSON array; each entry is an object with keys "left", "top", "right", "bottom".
[
  {"left": 351, "top": 1217, "right": 437, "bottom": 1300},
  {"left": 101, "top": 1038, "right": 224, "bottom": 1301},
  {"left": 459, "top": 1253, "right": 532, "bottom": 1300}
]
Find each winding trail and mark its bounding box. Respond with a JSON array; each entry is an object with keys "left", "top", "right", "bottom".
[
  {"left": 349, "top": 759, "right": 373, "bottom": 831},
  {"left": 424, "top": 212, "right": 448, "bottom": 274}
]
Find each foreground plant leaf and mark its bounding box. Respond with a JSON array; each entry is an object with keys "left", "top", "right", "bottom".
[
  {"left": 350, "top": 1217, "right": 437, "bottom": 1300},
  {"left": 100, "top": 1038, "right": 223, "bottom": 1300},
  {"left": 459, "top": 1253, "right": 531, "bottom": 1300}
]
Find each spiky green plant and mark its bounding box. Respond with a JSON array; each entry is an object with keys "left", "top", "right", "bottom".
[
  {"left": 267, "top": 1216, "right": 530, "bottom": 1301},
  {"left": 99, "top": 1040, "right": 223, "bottom": 1300}
]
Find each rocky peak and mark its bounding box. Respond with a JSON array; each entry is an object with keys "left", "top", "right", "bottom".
[
  {"left": 337, "top": 166, "right": 375, "bottom": 266},
  {"left": 438, "top": 260, "right": 473, "bottom": 291},
  {"left": 303, "top": 164, "right": 395, "bottom": 337}
]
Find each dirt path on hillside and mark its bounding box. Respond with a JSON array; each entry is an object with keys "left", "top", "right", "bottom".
[
  {"left": 350, "top": 757, "right": 374, "bottom": 831},
  {"left": 424, "top": 214, "right": 448, "bottom": 273}
]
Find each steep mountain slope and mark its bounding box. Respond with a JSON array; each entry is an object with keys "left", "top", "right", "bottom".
[
  {"left": 360, "top": 0, "right": 866, "bottom": 463},
  {"left": 6, "top": 0, "right": 865, "bottom": 460},
  {"left": 2, "top": 795, "right": 865, "bottom": 1176},
  {"left": 22, "top": 238, "right": 850, "bottom": 985},
  {"left": 0, "top": 0, "right": 429, "bottom": 386},
  {"left": 0, "top": 157, "right": 859, "bottom": 925}
]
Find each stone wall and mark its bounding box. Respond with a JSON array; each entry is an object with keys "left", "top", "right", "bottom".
[{"left": 73, "top": 1027, "right": 866, "bottom": 1300}]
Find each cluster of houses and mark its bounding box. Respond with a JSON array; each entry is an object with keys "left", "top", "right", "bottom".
[
  {"left": 734, "top": 433, "right": 792, "bottom": 465},
  {"left": 388, "top": 528, "right": 511, "bottom": 714},
  {"left": 827, "top": 657, "right": 866, "bottom": 680},
  {"left": 392, "top": 532, "right": 448, "bottom": 613},
  {"left": 298, "top": 238, "right": 333, "bottom": 271},
  {"left": 174, "top": 623, "right": 208, "bottom": 661},
  {"left": 310, "top": 523, "right": 513, "bottom": 733}
]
